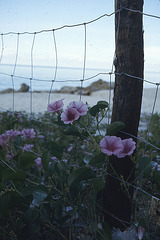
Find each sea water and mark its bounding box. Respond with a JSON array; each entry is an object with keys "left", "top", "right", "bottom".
[{"left": 0, "top": 64, "right": 159, "bottom": 91}]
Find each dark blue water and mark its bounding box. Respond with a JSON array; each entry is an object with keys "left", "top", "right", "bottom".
[{"left": 0, "top": 64, "right": 159, "bottom": 91}]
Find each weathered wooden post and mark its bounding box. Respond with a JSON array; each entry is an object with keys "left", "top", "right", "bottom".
[{"left": 103, "top": 0, "right": 144, "bottom": 230}]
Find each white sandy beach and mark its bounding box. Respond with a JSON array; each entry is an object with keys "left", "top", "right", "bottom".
[{"left": 0, "top": 88, "right": 159, "bottom": 114}]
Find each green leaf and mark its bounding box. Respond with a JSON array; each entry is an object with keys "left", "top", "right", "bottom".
[
  {"left": 0, "top": 192, "right": 11, "bottom": 218},
  {"left": 52, "top": 115, "right": 65, "bottom": 126},
  {"left": 96, "top": 222, "right": 112, "bottom": 240},
  {"left": 138, "top": 156, "right": 152, "bottom": 175},
  {"left": 56, "top": 214, "right": 73, "bottom": 224},
  {"left": 97, "top": 100, "right": 109, "bottom": 107},
  {"left": 32, "top": 190, "right": 48, "bottom": 207},
  {"left": 0, "top": 150, "right": 5, "bottom": 160},
  {"left": 41, "top": 204, "right": 52, "bottom": 222},
  {"left": 22, "top": 208, "right": 39, "bottom": 224},
  {"left": 89, "top": 153, "right": 106, "bottom": 166},
  {"left": 45, "top": 141, "right": 63, "bottom": 159},
  {"left": 15, "top": 218, "right": 25, "bottom": 233},
  {"left": 106, "top": 121, "right": 125, "bottom": 135},
  {"left": 42, "top": 151, "right": 50, "bottom": 172},
  {"left": 53, "top": 161, "right": 68, "bottom": 186},
  {"left": 0, "top": 191, "right": 19, "bottom": 219},
  {"left": 92, "top": 178, "right": 105, "bottom": 197},
  {"left": 22, "top": 185, "right": 49, "bottom": 198},
  {"left": 153, "top": 170, "right": 160, "bottom": 184},
  {"left": 83, "top": 155, "right": 93, "bottom": 164},
  {"left": 14, "top": 135, "right": 22, "bottom": 146},
  {"left": 3, "top": 170, "right": 26, "bottom": 184},
  {"left": 64, "top": 126, "right": 81, "bottom": 137},
  {"left": 102, "top": 222, "right": 112, "bottom": 239},
  {"left": 57, "top": 161, "right": 66, "bottom": 173},
  {"left": 1, "top": 167, "right": 13, "bottom": 181},
  {"left": 29, "top": 223, "right": 40, "bottom": 235},
  {"left": 0, "top": 182, "right": 5, "bottom": 191},
  {"left": 68, "top": 166, "right": 95, "bottom": 186},
  {"left": 90, "top": 101, "right": 109, "bottom": 117},
  {"left": 18, "top": 152, "right": 36, "bottom": 169}
]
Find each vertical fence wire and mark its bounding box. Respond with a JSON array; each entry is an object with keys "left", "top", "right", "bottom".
[
  {"left": 11, "top": 33, "right": 20, "bottom": 115},
  {"left": 111, "top": 9, "right": 121, "bottom": 74},
  {"left": 48, "top": 30, "right": 58, "bottom": 105},
  {"left": 143, "top": 84, "right": 159, "bottom": 156},
  {"left": 107, "top": 73, "right": 112, "bottom": 125},
  {"left": 0, "top": 34, "right": 4, "bottom": 64},
  {"left": 79, "top": 23, "right": 87, "bottom": 101},
  {"left": 48, "top": 30, "right": 58, "bottom": 155},
  {"left": 107, "top": 9, "right": 121, "bottom": 126},
  {"left": 30, "top": 33, "right": 36, "bottom": 124}
]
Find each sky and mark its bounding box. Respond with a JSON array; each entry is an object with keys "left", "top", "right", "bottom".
[{"left": 0, "top": 0, "right": 160, "bottom": 83}]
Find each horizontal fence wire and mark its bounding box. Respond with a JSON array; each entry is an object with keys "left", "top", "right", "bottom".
[
  {"left": 0, "top": 7, "right": 160, "bottom": 36},
  {"left": 0, "top": 8, "right": 159, "bottom": 86},
  {"left": 0, "top": 71, "right": 159, "bottom": 86}
]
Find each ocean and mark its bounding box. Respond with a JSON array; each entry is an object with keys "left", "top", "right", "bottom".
[{"left": 0, "top": 64, "right": 160, "bottom": 91}]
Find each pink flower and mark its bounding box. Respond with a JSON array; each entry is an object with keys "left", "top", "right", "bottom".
[
  {"left": 49, "top": 157, "right": 59, "bottom": 165},
  {"left": 6, "top": 154, "right": 13, "bottom": 160},
  {"left": 138, "top": 226, "right": 145, "bottom": 240},
  {"left": 68, "top": 101, "right": 88, "bottom": 116},
  {"left": 63, "top": 159, "right": 68, "bottom": 163},
  {"left": 21, "top": 128, "right": 36, "bottom": 140},
  {"left": 7, "top": 111, "right": 12, "bottom": 116},
  {"left": 51, "top": 156, "right": 58, "bottom": 161},
  {"left": 23, "top": 144, "right": 34, "bottom": 151},
  {"left": 67, "top": 146, "right": 73, "bottom": 152},
  {"left": 100, "top": 136, "right": 123, "bottom": 156},
  {"left": 0, "top": 134, "right": 7, "bottom": 146},
  {"left": 61, "top": 107, "right": 79, "bottom": 124},
  {"left": 17, "top": 113, "right": 22, "bottom": 123},
  {"left": 47, "top": 99, "right": 64, "bottom": 114},
  {"left": 38, "top": 135, "right": 44, "bottom": 139},
  {"left": 100, "top": 136, "right": 136, "bottom": 158},
  {"left": 35, "top": 157, "right": 42, "bottom": 171},
  {"left": 116, "top": 138, "right": 136, "bottom": 158},
  {"left": 6, "top": 129, "right": 20, "bottom": 141}
]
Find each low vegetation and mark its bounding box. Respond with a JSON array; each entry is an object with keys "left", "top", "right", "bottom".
[{"left": 0, "top": 100, "right": 160, "bottom": 240}]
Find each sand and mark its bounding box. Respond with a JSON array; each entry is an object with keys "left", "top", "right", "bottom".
[{"left": 0, "top": 88, "right": 159, "bottom": 114}]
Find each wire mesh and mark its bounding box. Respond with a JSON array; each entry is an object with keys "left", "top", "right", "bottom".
[{"left": 0, "top": 6, "right": 160, "bottom": 238}]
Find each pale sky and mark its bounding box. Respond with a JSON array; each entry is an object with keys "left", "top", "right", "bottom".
[{"left": 0, "top": 1, "right": 160, "bottom": 79}]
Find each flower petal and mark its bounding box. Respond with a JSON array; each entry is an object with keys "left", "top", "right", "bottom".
[
  {"left": 47, "top": 99, "right": 64, "bottom": 113},
  {"left": 61, "top": 107, "right": 79, "bottom": 124},
  {"left": 100, "top": 136, "right": 123, "bottom": 156},
  {"left": 68, "top": 101, "right": 88, "bottom": 116},
  {"left": 116, "top": 138, "right": 136, "bottom": 158}
]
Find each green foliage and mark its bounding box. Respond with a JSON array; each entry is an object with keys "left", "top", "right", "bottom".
[
  {"left": 45, "top": 140, "right": 64, "bottom": 159},
  {"left": 138, "top": 156, "right": 152, "bottom": 176},
  {"left": 106, "top": 121, "right": 125, "bottom": 135},
  {"left": 0, "top": 106, "right": 112, "bottom": 239},
  {"left": 89, "top": 100, "right": 108, "bottom": 117},
  {"left": 96, "top": 222, "right": 112, "bottom": 240},
  {"left": 0, "top": 109, "right": 159, "bottom": 239},
  {"left": 68, "top": 166, "right": 95, "bottom": 187},
  {"left": 18, "top": 152, "right": 36, "bottom": 169}
]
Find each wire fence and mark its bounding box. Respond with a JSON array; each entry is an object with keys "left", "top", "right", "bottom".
[{"left": 0, "top": 6, "right": 160, "bottom": 238}]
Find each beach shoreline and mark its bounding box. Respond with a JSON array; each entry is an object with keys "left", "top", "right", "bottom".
[{"left": 0, "top": 88, "right": 159, "bottom": 114}]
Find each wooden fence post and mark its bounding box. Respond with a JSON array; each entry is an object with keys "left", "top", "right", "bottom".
[{"left": 103, "top": 0, "right": 144, "bottom": 230}]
